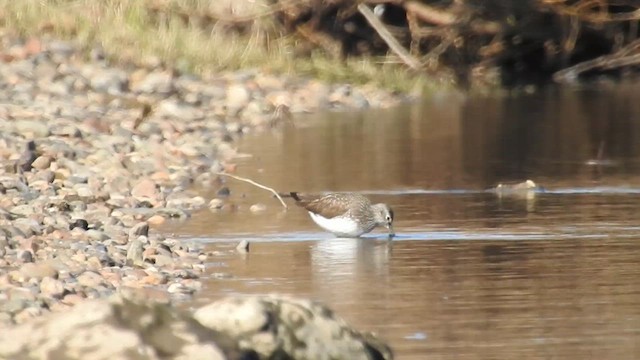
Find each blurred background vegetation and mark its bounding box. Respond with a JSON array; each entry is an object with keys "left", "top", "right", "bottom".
[{"left": 1, "top": 0, "right": 639, "bottom": 90}]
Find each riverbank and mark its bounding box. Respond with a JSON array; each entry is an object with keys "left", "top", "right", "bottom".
[{"left": 0, "top": 34, "right": 411, "bottom": 325}]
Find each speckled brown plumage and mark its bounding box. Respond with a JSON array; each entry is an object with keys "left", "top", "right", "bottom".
[{"left": 289, "top": 192, "right": 395, "bottom": 237}]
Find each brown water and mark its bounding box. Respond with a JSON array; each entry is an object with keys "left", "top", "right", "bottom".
[{"left": 161, "top": 85, "right": 640, "bottom": 359}]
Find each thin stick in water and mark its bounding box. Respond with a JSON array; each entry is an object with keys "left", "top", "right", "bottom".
[{"left": 214, "top": 172, "right": 288, "bottom": 210}]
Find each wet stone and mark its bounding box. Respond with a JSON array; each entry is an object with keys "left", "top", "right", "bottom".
[
  {"left": 146, "top": 214, "right": 165, "bottom": 225},
  {"left": 236, "top": 240, "right": 250, "bottom": 254},
  {"left": 209, "top": 198, "right": 224, "bottom": 210},
  {"left": 216, "top": 187, "right": 231, "bottom": 198},
  {"left": 249, "top": 203, "right": 266, "bottom": 213}
]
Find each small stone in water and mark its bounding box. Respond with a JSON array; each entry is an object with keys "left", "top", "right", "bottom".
[
  {"left": 147, "top": 215, "right": 165, "bottom": 225},
  {"left": 209, "top": 198, "right": 224, "bottom": 210},
  {"left": 236, "top": 240, "right": 250, "bottom": 254},
  {"left": 216, "top": 187, "right": 230, "bottom": 198},
  {"left": 249, "top": 203, "right": 266, "bottom": 213}
]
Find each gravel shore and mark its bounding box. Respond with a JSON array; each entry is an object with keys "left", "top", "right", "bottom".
[{"left": 0, "top": 35, "right": 409, "bottom": 325}]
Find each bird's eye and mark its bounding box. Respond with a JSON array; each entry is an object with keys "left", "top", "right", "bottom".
[{"left": 386, "top": 215, "right": 391, "bottom": 221}]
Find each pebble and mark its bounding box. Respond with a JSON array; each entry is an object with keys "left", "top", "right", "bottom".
[
  {"left": 146, "top": 214, "right": 166, "bottom": 225},
  {"left": 17, "top": 250, "right": 34, "bottom": 263},
  {"left": 236, "top": 240, "right": 250, "bottom": 254},
  {"left": 208, "top": 198, "right": 224, "bottom": 210},
  {"left": 17, "top": 262, "right": 58, "bottom": 280},
  {"left": 249, "top": 203, "right": 267, "bottom": 213},
  {"left": 31, "top": 155, "right": 52, "bottom": 170},
  {"left": 76, "top": 271, "right": 105, "bottom": 288},
  {"left": 40, "top": 276, "right": 66, "bottom": 298},
  {"left": 129, "top": 222, "right": 149, "bottom": 238},
  {"left": 126, "top": 237, "right": 145, "bottom": 267}
]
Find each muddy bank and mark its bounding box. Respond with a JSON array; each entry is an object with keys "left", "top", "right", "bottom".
[{"left": 0, "top": 35, "right": 409, "bottom": 325}]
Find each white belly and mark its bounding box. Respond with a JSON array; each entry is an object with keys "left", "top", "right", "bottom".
[{"left": 308, "top": 212, "right": 363, "bottom": 237}]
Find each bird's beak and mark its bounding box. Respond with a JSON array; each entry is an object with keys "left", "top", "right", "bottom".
[{"left": 387, "top": 223, "right": 395, "bottom": 237}]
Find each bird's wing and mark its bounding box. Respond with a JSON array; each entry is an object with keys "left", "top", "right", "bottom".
[{"left": 290, "top": 192, "right": 350, "bottom": 219}]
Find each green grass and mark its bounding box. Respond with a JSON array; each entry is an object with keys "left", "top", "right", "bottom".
[{"left": 0, "top": 0, "right": 443, "bottom": 93}]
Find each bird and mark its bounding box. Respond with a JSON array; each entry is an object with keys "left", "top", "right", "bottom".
[{"left": 288, "top": 192, "right": 394, "bottom": 238}]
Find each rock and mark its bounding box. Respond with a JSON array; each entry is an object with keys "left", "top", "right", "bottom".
[
  {"left": 209, "top": 198, "right": 224, "bottom": 210},
  {"left": 194, "top": 295, "right": 393, "bottom": 360},
  {"left": 17, "top": 249, "right": 34, "bottom": 263},
  {"left": 126, "top": 236, "right": 145, "bottom": 267},
  {"left": 10, "top": 204, "right": 35, "bottom": 217},
  {"left": 17, "top": 262, "right": 58, "bottom": 280},
  {"left": 236, "top": 240, "right": 250, "bottom": 254},
  {"left": 30, "top": 155, "right": 52, "bottom": 170},
  {"left": 147, "top": 214, "right": 166, "bottom": 225},
  {"left": 89, "top": 68, "right": 128, "bottom": 94},
  {"left": 492, "top": 179, "right": 544, "bottom": 199},
  {"left": 153, "top": 254, "right": 174, "bottom": 268},
  {"left": 40, "top": 276, "right": 66, "bottom": 298},
  {"left": 226, "top": 84, "right": 251, "bottom": 116},
  {"left": 216, "top": 187, "right": 231, "bottom": 198},
  {"left": 166, "top": 196, "right": 206, "bottom": 210},
  {"left": 16, "top": 140, "right": 38, "bottom": 171},
  {"left": 14, "top": 121, "right": 50, "bottom": 138},
  {"left": 75, "top": 185, "right": 94, "bottom": 200},
  {"left": 67, "top": 175, "right": 89, "bottom": 184},
  {"left": 129, "top": 221, "right": 150, "bottom": 238},
  {"left": 167, "top": 282, "right": 193, "bottom": 294},
  {"left": 132, "top": 70, "right": 175, "bottom": 95},
  {"left": 131, "top": 179, "right": 159, "bottom": 201},
  {"left": 14, "top": 306, "right": 43, "bottom": 324},
  {"left": 69, "top": 219, "right": 89, "bottom": 231},
  {"left": 14, "top": 219, "right": 42, "bottom": 237},
  {"left": 249, "top": 203, "right": 266, "bottom": 213},
  {"left": 76, "top": 271, "right": 105, "bottom": 288},
  {"left": 51, "top": 125, "right": 82, "bottom": 138},
  {"left": 0, "top": 296, "right": 249, "bottom": 360},
  {"left": 85, "top": 229, "right": 110, "bottom": 242},
  {"left": 60, "top": 293, "right": 85, "bottom": 306}
]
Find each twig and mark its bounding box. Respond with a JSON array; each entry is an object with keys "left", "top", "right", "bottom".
[
  {"left": 404, "top": 0, "right": 456, "bottom": 26},
  {"left": 357, "top": 4, "right": 422, "bottom": 70},
  {"left": 215, "top": 172, "right": 288, "bottom": 210}
]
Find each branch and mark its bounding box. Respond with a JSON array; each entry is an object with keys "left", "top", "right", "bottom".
[
  {"left": 404, "top": 1, "right": 456, "bottom": 26},
  {"left": 357, "top": 4, "right": 422, "bottom": 70},
  {"left": 214, "top": 172, "right": 288, "bottom": 210}
]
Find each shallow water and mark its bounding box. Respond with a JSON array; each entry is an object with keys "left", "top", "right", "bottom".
[{"left": 161, "top": 85, "right": 640, "bottom": 359}]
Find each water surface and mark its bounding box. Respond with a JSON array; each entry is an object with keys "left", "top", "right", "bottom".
[{"left": 162, "top": 85, "right": 640, "bottom": 359}]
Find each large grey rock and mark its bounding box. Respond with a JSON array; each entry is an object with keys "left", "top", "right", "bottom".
[
  {"left": 0, "top": 296, "right": 252, "bottom": 360},
  {"left": 194, "top": 294, "right": 393, "bottom": 360}
]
